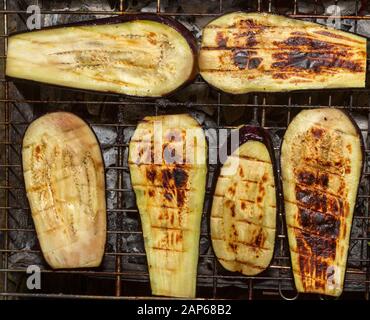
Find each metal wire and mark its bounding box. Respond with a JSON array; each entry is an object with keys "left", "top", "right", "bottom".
[{"left": 0, "top": 0, "right": 369, "bottom": 300}]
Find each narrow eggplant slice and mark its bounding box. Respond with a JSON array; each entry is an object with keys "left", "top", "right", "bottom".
[
  {"left": 211, "top": 126, "right": 277, "bottom": 275},
  {"left": 199, "top": 12, "right": 366, "bottom": 94},
  {"left": 22, "top": 112, "right": 106, "bottom": 269},
  {"left": 6, "top": 14, "right": 197, "bottom": 98},
  {"left": 129, "top": 114, "right": 207, "bottom": 298},
  {"left": 281, "top": 108, "right": 363, "bottom": 296}
]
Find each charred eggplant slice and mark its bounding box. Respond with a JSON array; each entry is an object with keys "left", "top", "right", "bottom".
[
  {"left": 199, "top": 12, "right": 366, "bottom": 94},
  {"left": 22, "top": 112, "right": 106, "bottom": 269},
  {"left": 6, "top": 14, "right": 197, "bottom": 97},
  {"left": 211, "top": 126, "right": 277, "bottom": 275},
  {"left": 129, "top": 114, "right": 207, "bottom": 298},
  {"left": 281, "top": 108, "right": 363, "bottom": 296}
]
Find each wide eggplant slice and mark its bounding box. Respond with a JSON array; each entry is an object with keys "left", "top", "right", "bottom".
[
  {"left": 129, "top": 114, "right": 207, "bottom": 298},
  {"left": 211, "top": 126, "right": 277, "bottom": 275},
  {"left": 281, "top": 108, "right": 363, "bottom": 296},
  {"left": 6, "top": 14, "right": 197, "bottom": 98},
  {"left": 22, "top": 112, "right": 106, "bottom": 269},
  {"left": 199, "top": 12, "right": 366, "bottom": 94}
]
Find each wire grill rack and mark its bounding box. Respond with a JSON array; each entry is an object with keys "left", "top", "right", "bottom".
[{"left": 0, "top": 0, "right": 369, "bottom": 300}]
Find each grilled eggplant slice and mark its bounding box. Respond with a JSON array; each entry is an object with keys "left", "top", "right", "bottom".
[
  {"left": 199, "top": 12, "right": 366, "bottom": 94},
  {"left": 281, "top": 108, "right": 363, "bottom": 296},
  {"left": 129, "top": 114, "right": 207, "bottom": 298},
  {"left": 211, "top": 126, "right": 277, "bottom": 275},
  {"left": 22, "top": 112, "right": 106, "bottom": 269},
  {"left": 6, "top": 14, "right": 197, "bottom": 97}
]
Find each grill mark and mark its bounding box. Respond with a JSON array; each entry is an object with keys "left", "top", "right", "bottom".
[
  {"left": 295, "top": 185, "right": 344, "bottom": 216},
  {"left": 272, "top": 53, "right": 364, "bottom": 73},
  {"left": 284, "top": 199, "right": 341, "bottom": 220},
  {"left": 218, "top": 257, "right": 266, "bottom": 270},
  {"left": 283, "top": 163, "right": 343, "bottom": 178},
  {"left": 287, "top": 215, "right": 341, "bottom": 241},
  {"left": 146, "top": 169, "right": 156, "bottom": 184},
  {"left": 214, "top": 195, "right": 276, "bottom": 209},
  {"left": 128, "top": 161, "right": 194, "bottom": 169},
  {"left": 295, "top": 229, "right": 337, "bottom": 259},
  {"left": 295, "top": 183, "right": 346, "bottom": 208},
  {"left": 234, "top": 155, "right": 272, "bottom": 164},
  {"left": 271, "top": 38, "right": 364, "bottom": 73},
  {"left": 211, "top": 216, "right": 276, "bottom": 230},
  {"left": 150, "top": 225, "right": 187, "bottom": 231},
  {"left": 213, "top": 238, "right": 270, "bottom": 251},
  {"left": 132, "top": 184, "right": 190, "bottom": 191},
  {"left": 216, "top": 31, "right": 228, "bottom": 48},
  {"left": 297, "top": 170, "right": 330, "bottom": 189},
  {"left": 148, "top": 266, "right": 177, "bottom": 272},
  {"left": 314, "top": 30, "right": 364, "bottom": 44},
  {"left": 217, "top": 177, "right": 275, "bottom": 187},
  {"left": 151, "top": 247, "right": 184, "bottom": 253},
  {"left": 274, "top": 36, "right": 336, "bottom": 50}
]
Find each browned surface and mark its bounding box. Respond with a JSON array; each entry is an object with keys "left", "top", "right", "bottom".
[
  {"left": 282, "top": 108, "right": 363, "bottom": 296},
  {"left": 199, "top": 13, "right": 366, "bottom": 94}
]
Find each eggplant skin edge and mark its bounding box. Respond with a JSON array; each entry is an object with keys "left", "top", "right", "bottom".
[
  {"left": 210, "top": 125, "right": 279, "bottom": 276},
  {"left": 280, "top": 108, "right": 364, "bottom": 296},
  {"left": 199, "top": 12, "right": 367, "bottom": 94},
  {"left": 22, "top": 112, "right": 107, "bottom": 269},
  {"left": 6, "top": 14, "right": 198, "bottom": 98}
]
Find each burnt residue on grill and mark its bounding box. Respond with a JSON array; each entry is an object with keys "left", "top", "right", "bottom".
[
  {"left": 233, "top": 50, "right": 249, "bottom": 69},
  {"left": 275, "top": 36, "right": 335, "bottom": 50},
  {"left": 295, "top": 228, "right": 337, "bottom": 290},
  {"left": 248, "top": 57, "right": 262, "bottom": 69},
  {"left": 146, "top": 169, "right": 156, "bottom": 183},
  {"left": 163, "top": 167, "right": 188, "bottom": 207},
  {"left": 298, "top": 208, "right": 340, "bottom": 238},
  {"left": 232, "top": 50, "right": 263, "bottom": 70},
  {"left": 295, "top": 185, "right": 344, "bottom": 216},
  {"left": 314, "top": 30, "right": 364, "bottom": 44},
  {"left": 216, "top": 31, "right": 228, "bottom": 48},
  {"left": 271, "top": 35, "right": 364, "bottom": 76},
  {"left": 297, "top": 170, "right": 329, "bottom": 189},
  {"left": 254, "top": 231, "right": 265, "bottom": 247}
]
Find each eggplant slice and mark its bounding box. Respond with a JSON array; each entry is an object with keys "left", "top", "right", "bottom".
[
  {"left": 22, "top": 112, "right": 106, "bottom": 269},
  {"left": 129, "top": 114, "right": 207, "bottom": 298},
  {"left": 6, "top": 14, "right": 197, "bottom": 98},
  {"left": 199, "top": 12, "right": 366, "bottom": 94},
  {"left": 281, "top": 108, "right": 363, "bottom": 296},
  {"left": 211, "top": 126, "right": 277, "bottom": 276}
]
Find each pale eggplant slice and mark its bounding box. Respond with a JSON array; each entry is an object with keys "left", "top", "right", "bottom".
[
  {"left": 199, "top": 12, "right": 367, "bottom": 94},
  {"left": 211, "top": 126, "right": 277, "bottom": 276},
  {"left": 281, "top": 108, "right": 363, "bottom": 296},
  {"left": 6, "top": 14, "right": 197, "bottom": 98},
  {"left": 129, "top": 114, "right": 207, "bottom": 298},
  {"left": 22, "top": 112, "right": 106, "bottom": 269}
]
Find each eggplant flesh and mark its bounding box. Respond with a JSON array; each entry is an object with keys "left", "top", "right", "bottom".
[
  {"left": 281, "top": 108, "right": 363, "bottom": 296},
  {"left": 22, "top": 112, "right": 106, "bottom": 269},
  {"left": 129, "top": 114, "right": 207, "bottom": 298},
  {"left": 199, "top": 12, "right": 367, "bottom": 94},
  {"left": 211, "top": 126, "right": 277, "bottom": 276},
  {"left": 6, "top": 15, "right": 196, "bottom": 97}
]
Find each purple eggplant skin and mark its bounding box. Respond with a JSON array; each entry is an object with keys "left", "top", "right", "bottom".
[
  {"left": 209, "top": 125, "right": 280, "bottom": 275},
  {"left": 6, "top": 14, "right": 198, "bottom": 99},
  {"left": 280, "top": 108, "right": 365, "bottom": 296}
]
